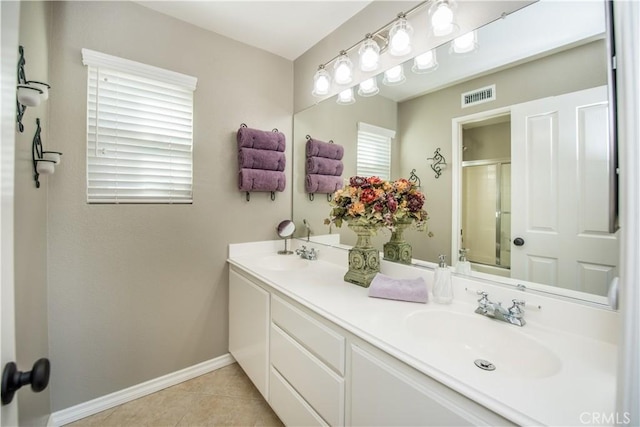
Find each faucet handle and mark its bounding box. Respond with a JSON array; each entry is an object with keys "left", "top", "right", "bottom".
[
  {"left": 476, "top": 291, "right": 489, "bottom": 306},
  {"left": 509, "top": 299, "right": 526, "bottom": 317}
]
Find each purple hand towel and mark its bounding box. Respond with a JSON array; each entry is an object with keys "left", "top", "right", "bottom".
[
  {"left": 305, "top": 174, "right": 342, "bottom": 194},
  {"left": 238, "top": 148, "right": 286, "bottom": 171},
  {"left": 368, "top": 273, "right": 428, "bottom": 304},
  {"left": 306, "top": 138, "right": 344, "bottom": 160},
  {"left": 239, "top": 169, "right": 286, "bottom": 192},
  {"left": 237, "top": 127, "right": 286, "bottom": 152},
  {"left": 306, "top": 157, "right": 343, "bottom": 176}
]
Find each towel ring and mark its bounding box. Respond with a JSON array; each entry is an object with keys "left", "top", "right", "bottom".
[
  {"left": 246, "top": 191, "right": 250, "bottom": 202},
  {"left": 308, "top": 193, "right": 315, "bottom": 201},
  {"left": 327, "top": 193, "right": 332, "bottom": 202},
  {"left": 306, "top": 135, "right": 312, "bottom": 141},
  {"left": 272, "top": 128, "right": 279, "bottom": 133},
  {"left": 270, "top": 191, "right": 276, "bottom": 201},
  {"left": 240, "top": 123, "right": 247, "bottom": 128},
  {"left": 329, "top": 140, "right": 334, "bottom": 144}
]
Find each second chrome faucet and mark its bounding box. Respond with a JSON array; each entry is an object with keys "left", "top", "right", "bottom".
[{"left": 475, "top": 291, "right": 526, "bottom": 327}]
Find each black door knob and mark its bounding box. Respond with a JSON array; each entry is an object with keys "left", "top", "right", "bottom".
[
  {"left": 513, "top": 237, "right": 525, "bottom": 246},
  {"left": 1, "top": 358, "right": 50, "bottom": 405}
]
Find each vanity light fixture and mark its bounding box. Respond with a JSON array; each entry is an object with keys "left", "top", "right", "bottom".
[
  {"left": 333, "top": 51, "right": 354, "bottom": 86},
  {"left": 336, "top": 87, "right": 356, "bottom": 105},
  {"left": 429, "top": 0, "right": 458, "bottom": 37},
  {"left": 358, "top": 34, "right": 381, "bottom": 72},
  {"left": 451, "top": 30, "right": 478, "bottom": 54},
  {"left": 388, "top": 13, "right": 414, "bottom": 57},
  {"left": 358, "top": 77, "right": 380, "bottom": 97},
  {"left": 312, "top": 65, "right": 331, "bottom": 97},
  {"left": 383, "top": 64, "right": 406, "bottom": 86},
  {"left": 412, "top": 49, "right": 439, "bottom": 73}
]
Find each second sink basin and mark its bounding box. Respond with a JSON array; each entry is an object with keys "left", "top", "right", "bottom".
[
  {"left": 258, "top": 255, "right": 309, "bottom": 271},
  {"left": 405, "top": 310, "right": 562, "bottom": 379}
]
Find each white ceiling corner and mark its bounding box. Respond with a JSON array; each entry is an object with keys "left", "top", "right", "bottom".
[{"left": 133, "top": 1, "right": 373, "bottom": 60}]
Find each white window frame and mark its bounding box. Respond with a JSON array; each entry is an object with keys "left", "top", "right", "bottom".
[
  {"left": 356, "top": 122, "right": 396, "bottom": 180},
  {"left": 82, "top": 49, "right": 197, "bottom": 204}
]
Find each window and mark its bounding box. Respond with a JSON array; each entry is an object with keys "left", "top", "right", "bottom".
[
  {"left": 82, "top": 49, "right": 197, "bottom": 203},
  {"left": 356, "top": 122, "right": 395, "bottom": 180}
]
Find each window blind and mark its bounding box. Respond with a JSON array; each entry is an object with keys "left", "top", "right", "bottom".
[
  {"left": 356, "top": 122, "right": 396, "bottom": 180},
  {"left": 83, "top": 49, "right": 197, "bottom": 204}
]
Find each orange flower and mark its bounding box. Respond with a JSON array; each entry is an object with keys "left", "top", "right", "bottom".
[{"left": 348, "top": 201, "right": 365, "bottom": 216}]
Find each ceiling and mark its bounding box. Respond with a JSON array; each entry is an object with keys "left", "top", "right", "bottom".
[{"left": 134, "top": 1, "right": 373, "bottom": 61}]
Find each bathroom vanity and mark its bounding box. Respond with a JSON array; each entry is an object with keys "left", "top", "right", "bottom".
[{"left": 228, "top": 239, "right": 618, "bottom": 426}]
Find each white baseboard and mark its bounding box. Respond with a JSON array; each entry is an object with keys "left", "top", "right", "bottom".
[{"left": 48, "top": 353, "right": 236, "bottom": 427}]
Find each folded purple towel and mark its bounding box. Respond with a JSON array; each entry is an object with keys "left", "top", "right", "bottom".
[
  {"left": 238, "top": 148, "right": 286, "bottom": 171},
  {"left": 237, "top": 127, "right": 286, "bottom": 152},
  {"left": 305, "top": 174, "right": 342, "bottom": 194},
  {"left": 306, "top": 138, "right": 344, "bottom": 160},
  {"left": 239, "top": 169, "right": 286, "bottom": 192},
  {"left": 306, "top": 157, "right": 343, "bottom": 176},
  {"left": 368, "top": 273, "right": 428, "bottom": 304}
]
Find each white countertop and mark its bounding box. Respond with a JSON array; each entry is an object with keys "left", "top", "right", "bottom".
[{"left": 228, "top": 239, "right": 618, "bottom": 426}]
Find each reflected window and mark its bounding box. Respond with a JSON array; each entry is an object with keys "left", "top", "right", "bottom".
[{"left": 356, "top": 122, "right": 395, "bottom": 180}]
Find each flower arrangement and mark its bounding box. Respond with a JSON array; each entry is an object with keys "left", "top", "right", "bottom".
[{"left": 326, "top": 176, "right": 428, "bottom": 231}]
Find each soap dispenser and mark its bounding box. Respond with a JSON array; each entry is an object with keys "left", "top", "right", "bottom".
[
  {"left": 455, "top": 248, "right": 471, "bottom": 275},
  {"left": 433, "top": 254, "right": 453, "bottom": 304}
]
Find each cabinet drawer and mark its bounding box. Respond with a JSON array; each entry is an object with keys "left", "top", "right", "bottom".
[
  {"left": 271, "top": 324, "right": 345, "bottom": 426},
  {"left": 271, "top": 295, "right": 345, "bottom": 375},
  {"left": 269, "top": 367, "right": 327, "bottom": 427}
]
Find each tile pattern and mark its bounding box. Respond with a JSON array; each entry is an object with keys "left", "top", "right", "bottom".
[{"left": 65, "top": 363, "right": 283, "bottom": 427}]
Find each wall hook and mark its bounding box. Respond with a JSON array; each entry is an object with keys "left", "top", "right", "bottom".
[
  {"left": 427, "top": 148, "right": 447, "bottom": 179},
  {"left": 408, "top": 168, "right": 422, "bottom": 188}
]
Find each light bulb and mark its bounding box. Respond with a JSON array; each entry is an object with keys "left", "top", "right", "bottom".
[
  {"left": 451, "top": 31, "right": 477, "bottom": 54},
  {"left": 412, "top": 50, "right": 438, "bottom": 73},
  {"left": 383, "top": 65, "right": 406, "bottom": 86},
  {"left": 336, "top": 88, "right": 355, "bottom": 105},
  {"left": 430, "top": 0, "right": 457, "bottom": 37},
  {"left": 358, "top": 36, "right": 380, "bottom": 72},
  {"left": 358, "top": 78, "right": 379, "bottom": 97},
  {"left": 389, "top": 17, "right": 413, "bottom": 57},
  {"left": 333, "top": 52, "right": 354, "bottom": 85},
  {"left": 312, "top": 66, "right": 331, "bottom": 97}
]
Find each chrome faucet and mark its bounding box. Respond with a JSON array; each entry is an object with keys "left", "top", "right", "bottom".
[
  {"left": 295, "top": 245, "right": 318, "bottom": 260},
  {"left": 303, "top": 219, "right": 312, "bottom": 242},
  {"left": 475, "top": 291, "right": 526, "bottom": 326}
]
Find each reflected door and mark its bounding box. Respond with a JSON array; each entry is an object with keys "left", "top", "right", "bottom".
[{"left": 510, "top": 86, "right": 618, "bottom": 295}]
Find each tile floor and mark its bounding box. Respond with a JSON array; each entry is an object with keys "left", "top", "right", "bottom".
[{"left": 65, "top": 363, "right": 283, "bottom": 427}]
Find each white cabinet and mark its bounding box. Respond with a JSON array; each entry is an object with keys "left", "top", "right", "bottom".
[
  {"left": 350, "top": 344, "right": 513, "bottom": 427},
  {"left": 269, "top": 295, "right": 346, "bottom": 426},
  {"left": 228, "top": 268, "right": 270, "bottom": 399}
]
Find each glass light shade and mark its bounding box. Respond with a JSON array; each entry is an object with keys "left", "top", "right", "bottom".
[
  {"left": 451, "top": 31, "right": 477, "bottom": 54},
  {"left": 358, "top": 78, "right": 379, "bottom": 97},
  {"left": 336, "top": 88, "right": 355, "bottom": 105},
  {"left": 388, "top": 17, "right": 413, "bottom": 57},
  {"left": 358, "top": 37, "right": 380, "bottom": 72},
  {"left": 333, "top": 52, "right": 354, "bottom": 85},
  {"left": 412, "top": 50, "right": 438, "bottom": 73},
  {"left": 429, "top": 0, "right": 458, "bottom": 37},
  {"left": 383, "top": 65, "right": 406, "bottom": 86},
  {"left": 35, "top": 161, "right": 55, "bottom": 175},
  {"left": 312, "top": 66, "right": 331, "bottom": 97},
  {"left": 16, "top": 86, "right": 42, "bottom": 107}
]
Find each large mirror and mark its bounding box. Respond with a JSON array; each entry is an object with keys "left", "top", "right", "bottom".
[{"left": 293, "top": 0, "right": 618, "bottom": 304}]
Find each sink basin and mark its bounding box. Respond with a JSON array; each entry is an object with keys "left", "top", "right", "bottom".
[
  {"left": 405, "top": 310, "right": 562, "bottom": 379},
  {"left": 257, "top": 255, "right": 309, "bottom": 271}
]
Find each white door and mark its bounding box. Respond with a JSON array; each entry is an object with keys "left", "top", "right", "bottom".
[
  {"left": 511, "top": 86, "right": 619, "bottom": 295},
  {"left": 1, "top": 1, "right": 20, "bottom": 425}
]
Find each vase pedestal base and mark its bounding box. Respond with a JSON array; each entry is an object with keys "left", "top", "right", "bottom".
[
  {"left": 383, "top": 241, "right": 412, "bottom": 264},
  {"left": 344, "top": 246, "right": 379, "bottom": 288}
]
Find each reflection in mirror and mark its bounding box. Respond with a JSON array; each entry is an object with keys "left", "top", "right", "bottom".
[{"left": 293, "top": 0, "right": 617, "bottom": 304}]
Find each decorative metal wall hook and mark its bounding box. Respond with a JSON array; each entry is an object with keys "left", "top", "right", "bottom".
[
  {"left": 31, "top": 118, "right": 62, "bottom": 188},
  {"left": 308, "top": 193, "right": 315, "bottom": 201},
  {"left": 427, "top": 148, "right": 447, "bottom": 179},
  {"left": 408, "top": 168, "right": 422, "bottom": 188}
]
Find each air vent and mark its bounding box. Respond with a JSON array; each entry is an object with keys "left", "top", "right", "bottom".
[{"left": 461, "top": 85, "right": 496, "bottom": 108}]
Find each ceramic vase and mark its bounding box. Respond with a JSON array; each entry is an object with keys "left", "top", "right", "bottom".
[
  {"left": 344, "top": 223, "right": 380, "bottom": 287},
  {"left": 383, "top": 219, "right": 413, "bottom": 264}
]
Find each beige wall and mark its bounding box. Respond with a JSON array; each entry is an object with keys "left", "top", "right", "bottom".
[
  {"left": 47, "top": 1, "right": 292, "bottom": 411},
  {"left": 398, "top": 40, "right": 607, "bottom": 263},
  {"left": 292, "top": 94, "right": 397, "bottom": 247},
  {"left": 14, "top": 2, "right": 52, "bottom": 425}
]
